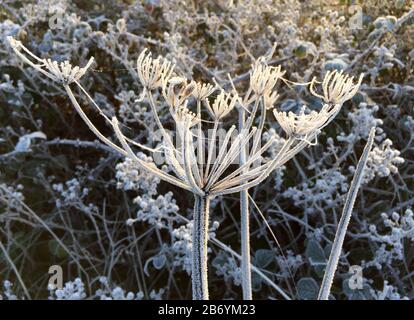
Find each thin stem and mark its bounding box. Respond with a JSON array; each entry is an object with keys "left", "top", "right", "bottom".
[
  {"left": 192, "top": 195, "right": 210, "bottom": 300},
  {"left": 250, "top": 96, "right": 267, "bottom": 162},
  {"left": 197, "top": 100, "right": 204, "bottom": 185},
  {"left": 146, "top": 89, "right": 174, "bottom": 150},
  {"left": 173, "top": 211, "right": 291, "bottom": 300},
  {"left": 207, "top": 127, "right": 257, "bottom": 190},
  {"left": 212, "top": 136, "right": 276, "bottom": 190},
  {"left": 65, "top": 84, "right": 189, "bottom": 190},
  {"left": 64, "top": 84, "right": 126, "bottom": 155},
  {"left": 111, "top": 117, "right": 191, "bottom": 191},
  {"left": 239, "top": 106, "right": 252, "bottom": 300},
  {"left": 244, "top": 98, "right": 260, "bottom": 133},
  {"left": 146, "top": 89, "right": 185, "bottom": 178},
  {"left": 212, "top": 137, "right": 294, "bottom": 196},
  {"left": 205, "top": 125, "right": 236, "bottom": 189},
  {"left": 318, "top": 128, "right": 375, "bottom": 300},
  {"left": 183, "top": 125, "right": 204, "bottom": 196},
  {"left": 204, "top": 120, "right": 219, "bottom": 181},
  {"left": 0, "top": 240, "right": 31, "bottom": 300}
]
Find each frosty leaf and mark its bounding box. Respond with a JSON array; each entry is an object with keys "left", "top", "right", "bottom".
[
  {"left": 254, "top": 249, "right": 274, "bottom": 268},
  {"left": 144, "top": 253, "right": 167, "bottom": 275},
  {"left": 323, "top": 58, "right": 349, "bottom": 71},
  {"left": 14, "top": 132, "right": 47, "bottom": 152},
  {"left": 305, "top": 240, "right": 326, "bottom": 266},
  {"left": 297, "top": 278, "right": 319, "bottom": 300},
  {"left": 280, "top": 99, "right": 301, "bottom": 112},
  {"left": 48, "top": 240, "right": 68, "bottom": 259},
  {"left": 374, "top": 16, "right": 397, "bottom": 30},
  {"left": 343, "top": 279, "right": 372, "bottom": 300},
  {"left": 251, "top": 272, "right": 262, "bottom": 292},
  {"left": 153, "top": 254, "right": 167, "bottom": 270}
]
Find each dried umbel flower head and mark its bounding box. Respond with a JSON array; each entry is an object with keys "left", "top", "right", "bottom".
[
  {"left": 43, "top": 59, "right": 95, "bottom": 84},
  {"left": 163, "top": 76, "right": 195, "bottom": 110},
  {"left": 310, "top": 70, "right": 363, "bottom": 105},
  {"left": 10, "top": 39, "right": 363, "bottom": 300},
  {"left": 191, "top": 81, "right": 216, "bottom": 100},
  {"left": 7, "top": 36, "right": 94, "bottom": 84},
  {"left": 249, "top": 63, "right": 285, "bottom": 95},
  {"left": 263, "top": 91, "right": 280, "bottom": 110},
  {"left": 273, "top": 104, "right": 341, "bottom": 141},
  {"left": 205, "top": 91, "right": 238, "bottom": 120},
  {"left": 172, "top": 105, "right": 201, "bottom": 130},
  {"left": 137, "top": 49, "right": 175, "bottom": 90}
]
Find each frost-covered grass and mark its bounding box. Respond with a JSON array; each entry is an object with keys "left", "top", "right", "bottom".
[{"left": 0, "top": 0, "right": 413, "bottom": 300}]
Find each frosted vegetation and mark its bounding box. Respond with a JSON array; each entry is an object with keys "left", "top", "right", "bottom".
[{"left": 0, "top": 0, "right": 413, "bottom": 300}]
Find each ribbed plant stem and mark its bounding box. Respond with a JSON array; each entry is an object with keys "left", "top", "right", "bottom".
[
  {"left": 239, "top": 107, "right": 253, "bottom": 300},
  {"left": 240, "top": 189, "right": 252, "bottom": 299},
  {"left": 318, "top": 128, "right": 375, "bottom": 300},
  {"left": 192, "top": 195, "right": 210, "bottom": 300}
]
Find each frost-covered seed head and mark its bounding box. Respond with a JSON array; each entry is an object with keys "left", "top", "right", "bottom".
[
  {"left": 43, "top": 58, "right": 95, "bottom": 84},
  {"left": 249, "top": 63, "right": 285, "bottom": 95},
  {"left": 205, "top": 91, "right": 237, "bottom": 120},
  {"left": 137, "top": 49, "right": 175, "bottom": 90},
  {"left": 273, "top": 104, "right": 340, "bottom": 138},
  {"left": 310, "top": 70, "right": 363, "bottom": 105},
  {"left": 191, "top": 81, "right": 216, "bottom": 100},
  {"left": 7, "top": 36, "right": 94, "bottom": 84},
  {"left": 163, "top": 76, "right": 195, "bottom": 109},
  {"left": 263, "top": 91, "right": 280, "bottom": 110},
  {"left": 172, "top": 105, "right": 200, "bottom": 130}
]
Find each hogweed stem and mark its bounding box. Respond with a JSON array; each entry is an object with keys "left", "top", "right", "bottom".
[
  {"left": 318, "top": 127, "right": 375, "bottom": 300},
  {"left": 192, "top": 195, "right": 210, "bottom": 300},
  {"left": 239, "top": 106, "right": 253, "bottom": 300}
]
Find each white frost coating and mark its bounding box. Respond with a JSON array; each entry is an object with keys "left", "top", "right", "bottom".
[{"left": 9, "top": 38, "right": 362, "bottom": 300}]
